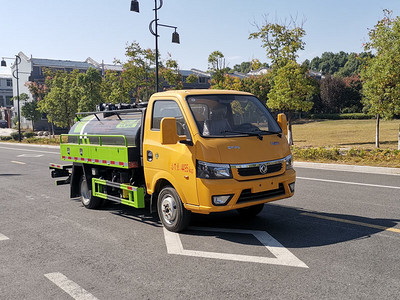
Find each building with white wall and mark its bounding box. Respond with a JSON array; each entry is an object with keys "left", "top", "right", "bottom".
[{"left": 0, "top": 73, "right": 13, "bottom": 127}]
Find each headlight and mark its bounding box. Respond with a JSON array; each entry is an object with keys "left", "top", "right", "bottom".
[
  {"left": 285, "top": 154, "right": 293, "bottom": 170},
  {"left": 196, "top": 161, "right": 232, "bottom": 179}
]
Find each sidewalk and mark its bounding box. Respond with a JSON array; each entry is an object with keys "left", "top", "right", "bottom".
[
  {"left": 294, "top": 161, "right": 400, "bottom": 176},
  {"left": 0, "top": 128, "right": 16, "bottom": 136}
]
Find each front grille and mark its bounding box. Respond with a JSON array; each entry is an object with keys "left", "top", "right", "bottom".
[
  {"left": 237, "top": 162, "right": 282, "bottom": 176},
  {"left": 237, "top": 184, "right": 285, "bottom": 203}
]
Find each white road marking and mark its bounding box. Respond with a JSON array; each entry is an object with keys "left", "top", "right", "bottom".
[
  {"left": 11, "top": 161, "right": 26, "bottom": 165},
  {"left": 163, "top": 227, "right": 308, "bottom": 268},
  {"left": 17, "top": 154, "right": 44, "bottom": 157},
  {"left": 0, "top": 146, "right": 59, "bottom": 154},
  {"left": 44, "top": 272, "right": 99, "bottom": 300},
  {"left": 0, "top": 233, "right": 9, "bottom": 241},
  {"left": 297, "top": 176, "right": 400, "bottom": 190}
]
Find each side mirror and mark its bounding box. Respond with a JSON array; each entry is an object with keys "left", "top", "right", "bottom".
[
  {"left": 277, "top": 113, "right": 288, "bottom": 136},
  {"left": 160, "top": 117, "right": 179, "bottom": 144}
]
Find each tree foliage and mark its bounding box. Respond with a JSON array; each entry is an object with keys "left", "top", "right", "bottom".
[
  {"left": 121, "top": 42, "right": 157, "bottom": 101},
  {"left": 241, "top": 73, "right": 272, "bottom": 104},
  {"left": 249, "top": 18, "right": 306, "bottom": 68},
  {"left": 267, "top": 61, "right": 317, "bottom": 144},
  {"left": 160, "top": 57, "right": 183, "bottom": 90},
  {"left": 211, "top": 74, "right": 242, "bottom": 90},
  {"left": 310, "top": 51, "right": 372, "bottom": 76},
  {"left": 39, "top": 69, "right": 80, "bottom": 128},
  {"left": 21, "top": 100, "right": 41, "bottom": 127},
  {"left": 100, "top": 70, "right": 129, "bottom": 104},
  {"left": 361, "top": 9, "right": 400, "bottom": 147},
  {"left": 76, "top": 67, "right": 103, "bottom": 112}
]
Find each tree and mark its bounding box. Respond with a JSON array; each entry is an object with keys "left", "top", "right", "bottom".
[
  {"left": 160, "top": 57, "right": 183, "bottom": 90},
  {"left": 211, "top": 74, "right": 242, "bottom": 90},
  {"left": 208, "top": 50, "right": 228, "bottom": 83},
  {"left": 100, "top": 70, "right": 129, "bottom": 104},
  {"left": 267, "top": 61, "right": 317, "bottom": 145},
  {"left": 121, "top": 42, "right": 157, "bottom": 102},
  {"left": 320, "top": 76, "right": 347, "bottom": 113},
  {"left": 185, "top": 73, "right": 199, "bottom": 84},
  {"left": 249, "top": 18, "right": 306, "bottom": 68},
  {"left": 233, "top": 61, "right": 252, "bottom": 74},
  {"left": 361, "top": 9, "right": 400, "bottom": 148},
  {"left": 241, "top": 72, "right": 272, "bottom": 104},
  {"left": 39, "top": 69, "right": 79, "bottom": 128},
  {"left": 21, "top": 100, "right": 41, "bottom": 129},
  {"left": 76, "top": 67, "right": 103, "bottom": 112},
  {"left": 26, "top": 81, "right": 48, "bottom": 101}
]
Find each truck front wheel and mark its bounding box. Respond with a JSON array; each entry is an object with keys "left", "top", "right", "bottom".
[
  {"left": 157, "top": 186, "right": 191, "bottom": 232},
  {"left": 79, "top": 175, "right": 102, "bottom": 209}
]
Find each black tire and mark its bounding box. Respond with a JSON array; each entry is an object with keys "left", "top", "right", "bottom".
[
  {"left": 237, "top": 203, "right": 264, "bottom": 218},
  {"left": 79, "top": 175, "right": 102, "bottom": 209},
  {"left": 157, "top": 186, "right": 191, "bottom": 232}
]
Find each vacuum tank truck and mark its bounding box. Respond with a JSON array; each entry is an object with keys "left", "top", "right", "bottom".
[{"left": 50, "top": 89, "right": 296, "bottom": 232}]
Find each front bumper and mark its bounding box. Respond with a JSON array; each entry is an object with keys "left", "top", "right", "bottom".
[{"left": 185, "top": 169, "right": 296, "bottom": 214}]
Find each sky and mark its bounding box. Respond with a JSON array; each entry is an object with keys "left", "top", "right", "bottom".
[{"left": 1, "top": 0, "right": 400, "bottom": 75}]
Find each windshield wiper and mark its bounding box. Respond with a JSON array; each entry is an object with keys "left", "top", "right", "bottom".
[{"left": 224, "top": 130, "right": 281, "bottom": 140}]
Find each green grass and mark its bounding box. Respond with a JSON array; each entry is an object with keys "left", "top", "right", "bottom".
[
  {"left": 292, "top": 119, "right": 399, "bottom": 149},
  {"left": 292, "top": 119, "right": 400, "bottom": 167}
]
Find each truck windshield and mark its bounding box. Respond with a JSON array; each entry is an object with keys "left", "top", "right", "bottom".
[{"left": 186, "top": 94, "right": 282, "bottom": 138}]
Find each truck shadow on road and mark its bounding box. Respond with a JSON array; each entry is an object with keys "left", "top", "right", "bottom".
[
  {"left": 101, "top": 201, "right": 162, "bottom": 229},
  {"left": 187, "top": 203, "right": 400, "bottom": 248}
]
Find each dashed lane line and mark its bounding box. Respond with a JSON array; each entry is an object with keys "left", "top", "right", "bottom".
[
  {"left": 10, "top": 161, "right": 26, "bottom": 165},
  {"left": 297, "top": 176, "right": 400, "bottom": 190},
  {"left": 301, "top": 212, "right": 400, "bottom": 234},
  {"left": 45, "top": 272, "right": 99, "bottom": 300},
  {"left": 0, "top": 233, "right": 9, "bottom": 241}
]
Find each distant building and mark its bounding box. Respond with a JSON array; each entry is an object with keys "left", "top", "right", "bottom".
[
  {"left": 9, "top": 52, "right": 122, "bottom": 130},
  {"left": 308, "top": 70, "right": 325, "bottom": 80},
  {"left": 0, "top": 74, "right": 13, "bottom": 127},
  {"left": 179, "top": 68, "right": 211, "bottom": 89}
]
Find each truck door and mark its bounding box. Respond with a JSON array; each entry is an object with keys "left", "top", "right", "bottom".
[{"left": 143, "top": 99, "right": 198, "bottom": 206}]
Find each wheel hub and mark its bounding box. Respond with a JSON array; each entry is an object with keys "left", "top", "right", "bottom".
[{"left": 161, "top": 195, "right": 177, "bottom": 225}]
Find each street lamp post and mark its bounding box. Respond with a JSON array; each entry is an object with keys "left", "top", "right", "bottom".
[
  {"left": 130, "top": 0, "right": 180, "bottom": 92},
  {"left": 1, "top": 55, "right": 22, "bottom": 142}
]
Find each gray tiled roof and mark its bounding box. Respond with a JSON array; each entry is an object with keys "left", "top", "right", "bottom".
[{"left": 32, "top": 58, "right": 93, "bottom": 69}]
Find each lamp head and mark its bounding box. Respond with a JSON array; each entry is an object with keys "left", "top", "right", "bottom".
[
  {"left": 130, "top": 0, "right": 139, "bottom": 12},
  {"left": 1, "top": 59, "right": 6, "bottom": 67},
  {"left": 172, "top": 31, "right": 180, "bottom": 44}
]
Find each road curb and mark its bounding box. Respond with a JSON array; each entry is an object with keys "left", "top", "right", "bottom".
[{"left": 294, "top": 161, "right": 400, "bottom": 176}]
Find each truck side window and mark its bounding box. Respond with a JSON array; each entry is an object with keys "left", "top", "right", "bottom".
[{"left": 152, "top": 100, "right": 189, "bottom": 137}]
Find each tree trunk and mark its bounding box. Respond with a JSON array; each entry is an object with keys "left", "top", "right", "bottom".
[
  {"left": 375, "top": 113, "right": 380, "bottom": 148},
  {"left": 398, "top": 123, "right": 400, "bottom": 150},
  {"left": 288, "top": 111, "right": 293, "bottom": 146}
]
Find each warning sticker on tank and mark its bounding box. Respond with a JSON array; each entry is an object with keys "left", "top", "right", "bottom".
[{"left": 116, "top": 120, "right": 141, "bottom": 128}]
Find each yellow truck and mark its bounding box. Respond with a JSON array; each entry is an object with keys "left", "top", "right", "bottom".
[{"left": 50, "top": 89, "right": 295, "bottom": 232}]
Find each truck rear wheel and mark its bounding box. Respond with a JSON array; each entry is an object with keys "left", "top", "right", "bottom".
[
  {"left": 80, "top": 175, "right": 102, "bottom": 209},
  {"left": 237, "top": 203, "right": 264, "bottom": 218},
  {"left": 157, "top": 186, "right": 191, "bottom": 232}
]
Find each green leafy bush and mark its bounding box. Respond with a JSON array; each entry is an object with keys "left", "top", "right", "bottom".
[
  {"left": 292, "top": 146, "right": 400, "bottom": 167},
  {"left": 23, "top": 132, "right": 35, "bottom": 138},
  {"left": 10, "top": 132, "right": 20, "bottom": 141},
  {"left": 310, "top": 113, "right": 373, "bottom": 120}
]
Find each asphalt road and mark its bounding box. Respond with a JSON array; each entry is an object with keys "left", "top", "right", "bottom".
[{"left": 0, "top": 143, "right": 399, "bottom": 300}]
